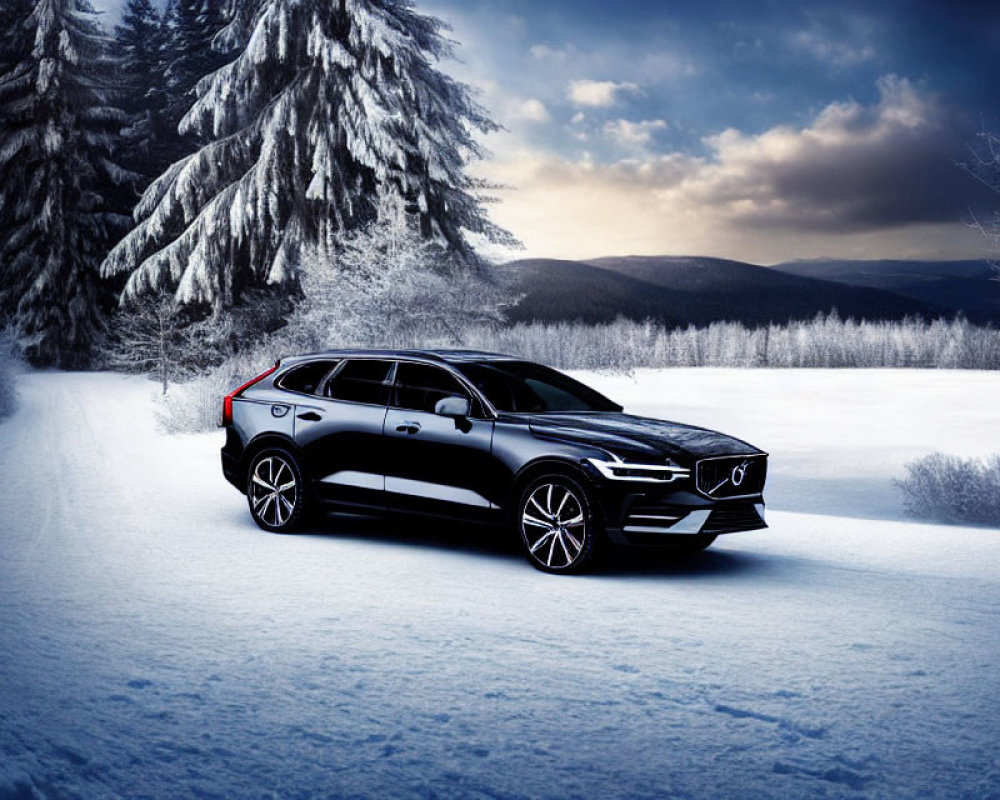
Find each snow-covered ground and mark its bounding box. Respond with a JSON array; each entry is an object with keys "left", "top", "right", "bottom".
[{"left": 2, "top": 368, "right": 999, "bottom": 799}]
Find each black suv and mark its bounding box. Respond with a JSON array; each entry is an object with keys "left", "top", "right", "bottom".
[{"left": 221, "top": 350, "right": 767, "bottom": 573}]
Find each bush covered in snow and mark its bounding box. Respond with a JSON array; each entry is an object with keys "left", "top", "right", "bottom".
[
  {"left": 154, "top": 351, "right": 280, "bottom": 435},
  {"left": 285, "top": 198, "right": 515, "bottom": 352},
  {"left": 0, "top": 328, "right": 23, "bottom": 420},
  {"left": 895, "top": 453, "right": 1000, "bottom": 526}
]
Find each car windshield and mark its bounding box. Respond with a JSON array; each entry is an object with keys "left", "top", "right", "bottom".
[{"left": 456, "top": 361, "right": 622, "bottom": 413}]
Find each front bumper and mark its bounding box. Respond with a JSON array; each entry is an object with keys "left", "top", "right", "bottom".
[{"left": 590, "top": 478, "right": 767, "bottom": 546}]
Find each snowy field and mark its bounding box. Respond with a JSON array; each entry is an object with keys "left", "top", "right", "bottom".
[{"left": 2, "top": 368, "right": 999, "bottom": 799}]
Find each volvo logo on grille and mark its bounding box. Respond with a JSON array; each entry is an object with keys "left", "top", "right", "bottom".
[
  {"left": 705, "top": 457, "right": 757, "bottom": 496},
  {"left": 731, "top": 459, "right": 751, "bottom": 487}
]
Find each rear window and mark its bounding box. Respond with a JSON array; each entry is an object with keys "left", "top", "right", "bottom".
[
  {"left": 324, "top": 360, "right": 393, "bottom": 405},
  {"left": 276, "top": 360, "right": 339, "bottom": 395}
]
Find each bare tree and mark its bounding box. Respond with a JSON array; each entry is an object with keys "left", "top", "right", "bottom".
[
  {"left": 960, "top": 127, "right": 1000, "bottom": 274},
  {"left": 105, "top": 296, "right": 202, "bottom": 394},
  {"left": 0, "top": 326, "right": 23, "bottom": 419}
]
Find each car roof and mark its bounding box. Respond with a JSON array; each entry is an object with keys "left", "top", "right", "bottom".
[{"left": 283, "top": 348, "right": 518, "bottom": 366}]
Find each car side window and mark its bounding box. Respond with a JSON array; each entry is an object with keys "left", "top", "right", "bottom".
[
  {"left": 393, "top": 362, "right": 472, "bottom": 415},
  {"left": 276, "top": 360, "right": 340, "bottom": 395},
  {"left": 324, "top": 360, "right": 393, "bottom": 405}
]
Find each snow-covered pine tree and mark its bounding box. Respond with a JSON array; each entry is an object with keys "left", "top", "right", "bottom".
[
  {"left": 102, "top": 0, "right": 517, "bottom": 313},
  {"left": 0, "top": 0, "right": 32, "bottom": 77},
  {"left": 0, "top": 0, "right": 134, "bottom": 366},
  {"left": 114, "top": 0, "right": 171, "bottom": 183},
  {"left": 158, "top": 0, "right": 228, "bottom": 164}
]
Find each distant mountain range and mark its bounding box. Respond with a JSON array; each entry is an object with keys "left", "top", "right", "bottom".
[
  {"left": 770, "top": 259, "right": 999, "bottom": 323},
  {"left": 504, "top": 256, "right": 1000, "bottom": 327}
]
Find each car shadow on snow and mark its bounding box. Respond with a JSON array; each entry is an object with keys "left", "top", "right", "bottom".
[
  {"left": 598, "top": 546, "right": 781, "bottom": 579},
  {"left": 304, "top": 512, "right": 524, "bottom": 562},
  {"left": 297, "top": 512, "right": 780, "bottom": 579}
]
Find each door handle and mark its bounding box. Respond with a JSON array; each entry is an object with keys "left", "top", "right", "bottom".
[
  {"left": 297, "top": 411, "right": 322, "bottom": 422},
  {"left": 395, "top": 421, "right": 421, "bottom": 434}
]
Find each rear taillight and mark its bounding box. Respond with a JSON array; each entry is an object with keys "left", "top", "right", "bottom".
[{"left": 221, "top": 362, "right": 279, "bottom": 427}]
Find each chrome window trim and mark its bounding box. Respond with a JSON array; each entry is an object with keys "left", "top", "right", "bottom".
[
  {"left": 274, "top": 359, "right": 343, "bottom": 397},
  {"left": 389, "top": 361, "right": 486, "bottom": 418},
  {"left": 305, "top": 354, "right": 498, "bottom": 419},
  {"left": 314, "top": 357, "right": 395, "bottom": 408},
  {"left": 436, "top": 363, "right": 498, "bottom": 420}
]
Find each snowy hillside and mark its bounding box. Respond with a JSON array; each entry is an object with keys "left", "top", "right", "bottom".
[
  {"left": 2, "top": 369, "right": 999, "bottom": 799},
  {"left": 506, "top": 256, "right": 936, "bottom": 327},
  {"left": 771, "top": 259, "right": 1000, "bottom": 323}
]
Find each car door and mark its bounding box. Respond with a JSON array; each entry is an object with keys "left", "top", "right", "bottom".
[
  {"left": 383, "top": 361, "right": 496, "bottom": 520},
  {"left": 293, "top": 358, "right": 393, "bottom": 511}
]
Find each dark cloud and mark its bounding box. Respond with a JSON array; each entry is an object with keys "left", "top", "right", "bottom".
[{"left": 691, "top": 77, "right": 993, "bottom": 232}]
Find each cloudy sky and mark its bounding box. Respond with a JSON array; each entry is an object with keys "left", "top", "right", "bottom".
[
  {"left": 420, "top": 0, "right": 999, "bottom": 262},
  {"left": 92, "top": 0, "right": 998, "bottom": 263}
]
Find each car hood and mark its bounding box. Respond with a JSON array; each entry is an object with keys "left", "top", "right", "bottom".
[{"left": 523, "top": 413, "right": 763, "bottom": 462}]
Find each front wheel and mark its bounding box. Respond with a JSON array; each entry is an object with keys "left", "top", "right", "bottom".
[
  {"left": 517, "top": 474, "right": 603, "bottom": 574},
  {"left": 246, "top": 449, "right": 310, "bottom": 533}
]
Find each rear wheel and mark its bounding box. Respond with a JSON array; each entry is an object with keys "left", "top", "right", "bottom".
[
  {"left": 246, "top": 449, "right": 310, "bottom": 533},
  {"left": 517, "top": 474, "right": 603, "bottom": 574}
]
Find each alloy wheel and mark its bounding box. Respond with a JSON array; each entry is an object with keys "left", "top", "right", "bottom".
[
  {"left": 520, "top": 482, "right": 588, "bottom": 570},
  {"left": 249, "top": 455, "right": 298, "bottom": 528}
]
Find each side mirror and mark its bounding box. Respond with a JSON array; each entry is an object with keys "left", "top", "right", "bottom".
[{"left": 434, "top": 395, "right": 470, "bottom": 418}]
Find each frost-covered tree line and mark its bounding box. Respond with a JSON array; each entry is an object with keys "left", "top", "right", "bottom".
[{"left": 0, "top": 0, "right": 515, "bottom": 368}]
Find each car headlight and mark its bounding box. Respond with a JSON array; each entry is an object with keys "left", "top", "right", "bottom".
[{"left": 586, "top": 457, "right": 690, "bottom": 483}]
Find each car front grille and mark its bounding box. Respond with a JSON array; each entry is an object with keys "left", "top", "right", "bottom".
[
  {"left": 696, "top": 455, "right": 767, "bottom": 498},
  {"left": 702, "top": 503, "right": 765, "bottom": 534}
]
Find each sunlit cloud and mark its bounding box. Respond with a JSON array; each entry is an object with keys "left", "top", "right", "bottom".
[
  {"left": 567, "top": 79, "right": 641, "bottom": 108},
  {"left": 515, "top": 98, "right": 551, "bottom": 123},
  {"left": 603, "top": 118, "right": 669, "bottom": 146},
  {"left": 683, "top": 75, "right": 952, "bottom": 231}
]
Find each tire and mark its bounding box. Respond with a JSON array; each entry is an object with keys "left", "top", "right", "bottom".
[
  {"left": 660, "top": 533, "right": 717, "bottom": 554},
  {"left": 245, "top": 448, "right": 311, "bottom": 533},
  {"left": 516, "top": 473, "right": 603, "bottom": 574}
]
